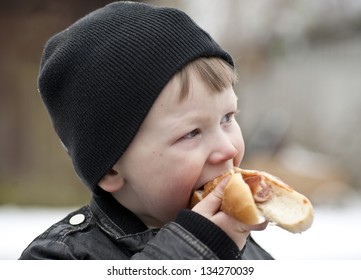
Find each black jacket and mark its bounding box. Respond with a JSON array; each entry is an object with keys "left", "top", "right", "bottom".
[{"left": 19, "top": 192, "right": 273, "bottom": 260}]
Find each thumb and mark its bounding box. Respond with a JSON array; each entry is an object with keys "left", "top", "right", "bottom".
[{"left": 192, "top": 175, "right": 230, "bottom": 217}]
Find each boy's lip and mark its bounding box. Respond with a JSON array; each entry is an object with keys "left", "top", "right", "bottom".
[{"left": 196, "top": 167, "right": 234, "bottom": 191}]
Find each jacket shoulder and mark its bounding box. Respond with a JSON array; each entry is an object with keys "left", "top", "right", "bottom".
[{"left": 19, "top": 206, "right": 92, "bottom": 259}]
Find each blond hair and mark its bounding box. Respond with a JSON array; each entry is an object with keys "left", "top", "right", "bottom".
[{"left": 176, "top": 57, "right": 237, "bottom": 101}]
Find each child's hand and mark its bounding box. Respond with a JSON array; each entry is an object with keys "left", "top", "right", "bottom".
[{"left": 191, "top": 176, "right": 268, "bottom": 249}]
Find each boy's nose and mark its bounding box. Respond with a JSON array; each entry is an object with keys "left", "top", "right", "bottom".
[{"left": 208, "top": 136, "right": 238, "bottom": 164}]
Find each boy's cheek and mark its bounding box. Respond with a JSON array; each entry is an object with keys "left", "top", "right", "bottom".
[{"left": 171, "top": 160, "right": 204, "bottom": 191}]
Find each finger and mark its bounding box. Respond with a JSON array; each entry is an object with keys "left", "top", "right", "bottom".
[{"left": 192, "top": 175, "right": 230, "bottom": 217}]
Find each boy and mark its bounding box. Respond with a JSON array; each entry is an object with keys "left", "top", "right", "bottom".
[{"left": 20, "top": 1, "right": 273, "bottom": 259}]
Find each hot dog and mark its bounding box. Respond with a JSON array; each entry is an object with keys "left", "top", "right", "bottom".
[{"left": 189, "top": 167, "right": 314, "bottom": 233}]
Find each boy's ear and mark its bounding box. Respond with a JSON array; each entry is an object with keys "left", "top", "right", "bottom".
[{"left": 98, "top": 168, "right": 125, "bottom": 193}]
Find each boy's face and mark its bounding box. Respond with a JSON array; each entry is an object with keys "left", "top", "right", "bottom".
[{"left": 114, "top": 70, "right": 244, "bottom": 227}]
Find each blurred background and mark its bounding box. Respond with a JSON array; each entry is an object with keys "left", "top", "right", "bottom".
[{"left": 1, "top": 0, "right": 361, "bottom": 259}]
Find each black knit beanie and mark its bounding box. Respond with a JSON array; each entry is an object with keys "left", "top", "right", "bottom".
[{"left": 38, "top": 1, "right": 234, "bottom": 193}]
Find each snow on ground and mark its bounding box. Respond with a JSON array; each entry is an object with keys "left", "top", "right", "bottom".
[
  {"left": 252, "top": 205, "right": 361, "bottom": 259},
  {"left": 1, "top": 204, "right": 360, "bottom": 260}
]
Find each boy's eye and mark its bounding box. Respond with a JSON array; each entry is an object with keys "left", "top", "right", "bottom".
[
  {"left": 182, "top": 128, "right": 201, "bottom": 140},
  {"left": 221, "top": 112, "right": 235, "bottom": 124}
]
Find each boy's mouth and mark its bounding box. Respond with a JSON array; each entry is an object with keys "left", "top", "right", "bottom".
[{"left": 190, "top": 168, "right": 236, "bottom": 203}]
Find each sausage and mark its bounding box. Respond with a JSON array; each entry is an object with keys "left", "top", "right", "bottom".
[{"left": 243, "top": 175, "right": 272, "bottom": 202}]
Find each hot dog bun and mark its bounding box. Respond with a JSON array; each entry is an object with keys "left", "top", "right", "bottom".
[{"left": 190, "top": 167, "right": 314, "bottom": 233}]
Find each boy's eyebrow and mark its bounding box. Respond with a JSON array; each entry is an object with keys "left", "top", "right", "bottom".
[
  {"left": 168, "top": 98, "right": 238, "bottom": 129},
  {"left": 160, "top": 111, "right": 211, "bottom": 139},
  {"left": 159, "top": 90, "right": 239, "bottom": 128},
  {"left": 169, "top": 111, "right": 210, "bottom": 129}
]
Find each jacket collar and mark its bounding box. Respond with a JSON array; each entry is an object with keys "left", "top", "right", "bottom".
[{"left": 90, "top": 190, "right": 149, "bottom": 235}]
